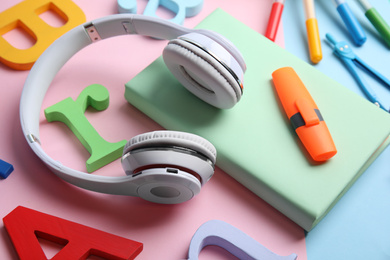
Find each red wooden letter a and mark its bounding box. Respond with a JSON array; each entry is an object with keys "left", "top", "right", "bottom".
[{"left": 3, "top": 206, "right": 143, "bottom": 260}]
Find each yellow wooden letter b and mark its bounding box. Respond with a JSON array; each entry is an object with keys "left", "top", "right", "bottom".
[{"left": 0, "top": 0, "right": 86, "bottom": 70}]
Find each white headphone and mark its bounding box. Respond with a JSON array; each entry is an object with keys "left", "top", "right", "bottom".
[{"left": 20, "top": 14, "right": 246, "bottom": 204}]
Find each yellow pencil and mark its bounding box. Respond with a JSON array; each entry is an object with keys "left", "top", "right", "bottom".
[{"left": 303, "top": 0, "right": 322, "bottom": 63}]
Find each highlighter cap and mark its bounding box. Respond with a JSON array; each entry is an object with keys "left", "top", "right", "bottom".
[{"left": 272, "top": 67, "right": 337, "bottom": 161}]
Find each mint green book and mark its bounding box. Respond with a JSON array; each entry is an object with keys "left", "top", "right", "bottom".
[{"left": 124, "top": 9, "right": 390, "bottom": 231}]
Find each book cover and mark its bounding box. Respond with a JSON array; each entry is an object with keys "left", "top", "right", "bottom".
[{"left": 124, "top": 9, "right": 390, "bottom": 231}]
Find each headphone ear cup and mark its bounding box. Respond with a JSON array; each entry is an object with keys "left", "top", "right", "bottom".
[
  {"left": 194, "top": 29, "right": 246, "bottom": 71},
  {"left": 130, "top": 168, "right": 202, "bottom": 204},
  {"left": 163, "top": 33, "right": 244, "bottom": 109},
  {"left": 122, "top": 130, "right": 216, "bottom": 185}
]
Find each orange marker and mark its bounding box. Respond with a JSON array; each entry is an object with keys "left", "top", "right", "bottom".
[{"left": 272, "top": 67, "right": 337, "bottom": 161}]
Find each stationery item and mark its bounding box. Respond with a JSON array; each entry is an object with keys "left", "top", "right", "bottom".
[
  {"left": 125, "top": 8, "right": 390, "bottom": 231},
  {"left": 356, "top": 0, "right": 390, "bottom": 48},
  {"left": 19, "top": 13, "right": 247, "bottom": 204},
  {"left": 283, "top": 1, "right": 390, "bottom": 258},
  {"left": 265, "top": 0, "right": 285, "bottom": 42},
  {"left": 272, "top": 67, "right": 337, "bottom": 161},
  {"left": 0, "top": 0, "right": 86, "bottom": 70},
  {"left": 117, "top": 0, "right": 204, "bottom": 25},
  {"left": 303, "top": 0, "right": 322, "bottom": 63},
  {"left": 333, "top": 0, "right": 366, "bottom": 46},
  {"left": 187, "top": 220, "right": 297, "bottom": 260},
  {"left": 326, "top": 33, "right": 390, "bottom": 112},
  {"left": 3, "top": 206, "right": 143, "bottom": 260},
  {"left": 0, "top": 159, "right": 14, "bottom": 179}
]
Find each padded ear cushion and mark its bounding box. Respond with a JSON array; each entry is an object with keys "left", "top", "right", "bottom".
[
  {"left": 195, "top": 29, "right": 246, "bottom": 71},
  {"left": 163, "top": 37, "right": 242, "bottom": 109},
  {"left": 123, "top": 130, "right": 217, "bottom": 164}
]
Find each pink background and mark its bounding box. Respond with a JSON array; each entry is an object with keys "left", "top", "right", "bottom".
[{"left": 0, "top": 0, "right": 307, "bottom": 259}]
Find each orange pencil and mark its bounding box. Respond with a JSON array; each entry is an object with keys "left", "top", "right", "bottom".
[{"left": 272, "top": 67, "right": 337, "bottom": 161}]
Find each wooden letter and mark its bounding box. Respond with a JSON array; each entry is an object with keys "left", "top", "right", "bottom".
[
  {"left": 44, "top": 84, "right": 127, "bottom": 172},
  {"left": 3, "top": 206, "right": 143, "bottom": 260}
]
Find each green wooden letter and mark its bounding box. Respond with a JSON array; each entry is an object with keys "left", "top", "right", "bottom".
[{"left": 44, "top": 84, "right": 127, "bottom": 172}]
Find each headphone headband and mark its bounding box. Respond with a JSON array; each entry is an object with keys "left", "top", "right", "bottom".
[
  {"left": 18, "top": 14, "right": 198, "bottom": 196},
  {"left": 19, "top": 14, "right": 244, "bottom": 202}
]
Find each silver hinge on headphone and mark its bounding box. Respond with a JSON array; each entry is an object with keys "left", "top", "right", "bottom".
[
  {"left": 122, "top": 21, "right": 136, "bottom": 34},
  {"left": 27, "top": 134, "right": 41, "bottom": 145},
  {"left": 84, "top": 23, "right": 101, "bottom": 42}
]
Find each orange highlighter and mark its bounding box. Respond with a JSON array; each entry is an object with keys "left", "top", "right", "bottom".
[{"left": 272, "top": 67, "right": 337, "bottom": 161}]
